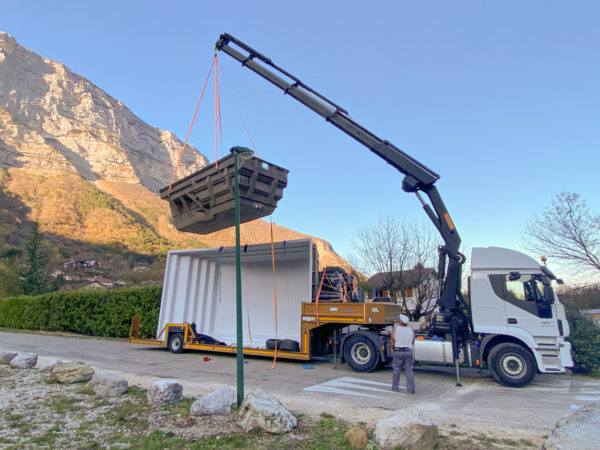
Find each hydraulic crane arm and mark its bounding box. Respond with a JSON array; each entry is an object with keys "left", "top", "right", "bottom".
[{"left": 216, "top": 33, "right": 464, "bottom": 312}]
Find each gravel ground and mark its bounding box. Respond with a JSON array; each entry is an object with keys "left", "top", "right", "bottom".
[{"left": 0, "top": 362, "right": 548, "bottom": 449}]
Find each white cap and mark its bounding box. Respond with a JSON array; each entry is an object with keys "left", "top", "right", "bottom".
[{"left": 399, "top": 314, "right": 409, "bottom": 325}]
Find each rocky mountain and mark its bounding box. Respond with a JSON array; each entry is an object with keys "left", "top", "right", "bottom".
[{"left": 0, "top": 31, "right": 349, "bottom": 279}]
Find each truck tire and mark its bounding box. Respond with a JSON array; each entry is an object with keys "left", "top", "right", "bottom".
[
  {"left": 488, "top": 343, "right": 536, "bottom": 387},
  {"left": 266, "top": 339, "right": 300, "bottom": 352},
  {"left": 168, "top": 333, "right": 184, "bottom": 354},
  {"left": 266, "top": 339, "right": 282, "bottom": 349},
  {"left": 279, "top": 339, "right": 300, "bottom": 352},
  {"left": 343, "top": 334, "right": 380, "bottom": 373}
]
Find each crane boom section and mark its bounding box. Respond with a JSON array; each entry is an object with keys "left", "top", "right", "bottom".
[
  {"left": 216, "top": 33, "right": 439, "bottom": 188},
  {"left": 216, "top": 33, "right": 463, "bottom": 312}
]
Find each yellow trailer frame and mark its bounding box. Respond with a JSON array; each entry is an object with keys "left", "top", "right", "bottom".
[{"left": 129, "top": 301, "right": 403, "bottom": 361}]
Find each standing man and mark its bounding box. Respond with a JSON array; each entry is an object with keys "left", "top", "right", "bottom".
[{"left": 391, "top": 314, "right": 415, "bottom": 394}]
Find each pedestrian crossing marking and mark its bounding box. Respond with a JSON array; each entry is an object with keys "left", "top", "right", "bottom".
[
  {"left": 580, "top": 389, "right": 600, "bottom": 394},
  {"left": 303, "top": 376, "right": 394, "bottom": 399},
  {"left": 575, "top": 396, "right": 600, "bottom": 402}
]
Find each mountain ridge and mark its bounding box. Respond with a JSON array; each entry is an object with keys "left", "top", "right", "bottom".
[{"left": 0, "top": 30, "right": 350, "bottom": 278}]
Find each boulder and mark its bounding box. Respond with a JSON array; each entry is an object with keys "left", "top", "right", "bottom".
[
  {"left": 50, "top": 362, "right": 94, "bottom": 383},
  {"left": 147, "top": 380, "right": 183, "bottom": 406},
  {"left": 237, "top": 388, "right": 297, "bottom": 434},
  {"left": 0, "top": 351, "right": 17, "bottom": 365},
  {"left": 90, "top": 373, "right": 128, "bottom": 397},
  {"left": 544, "top": 402, "right": 600, "bottom": 450},
  {"left": 190, "top": 387, "right": 235, "bottom": 416},
  {"left": 39, "top": 359, "right": 64, "bottom": 372},
  {"left": 374, "top": 410, "right": 439, "bottom": 450},
  {"left": 345, "top": 426, "right": 368, "bottom": 449},
  {"left": 9, "top": 352, "right": 38, "bottom": 369}
]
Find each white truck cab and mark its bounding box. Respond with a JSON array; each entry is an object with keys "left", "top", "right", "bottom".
[{"left": 468, "top": 247, "right": 573, "bottom": 385}]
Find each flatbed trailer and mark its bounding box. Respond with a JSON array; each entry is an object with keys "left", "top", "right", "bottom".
[{"left": 129, "top": 300, "right": 404, "bottom": 365}]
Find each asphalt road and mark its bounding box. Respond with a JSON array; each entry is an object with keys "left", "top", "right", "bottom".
[{"left": 1, "top": 330, "right": 598, "bottom": 434}]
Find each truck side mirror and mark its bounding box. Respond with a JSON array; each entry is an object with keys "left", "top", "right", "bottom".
[{"left": 508, "top": 272, "right": 521, "bottom": 281}]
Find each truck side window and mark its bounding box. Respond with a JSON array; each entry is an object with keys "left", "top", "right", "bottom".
[{"left": 489, "top": 274, "right": 552, "bottom": 318}]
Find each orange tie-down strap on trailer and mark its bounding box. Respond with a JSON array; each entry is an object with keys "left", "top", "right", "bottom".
[
  {"left": 167, "top": 57, "right": 215, "bottom": 195},
  {"left": 269, "top": 218, "right": 278, "bottom": 370},
  {"left": 314, "top": 266, "right": 327, "bottom": 326}
]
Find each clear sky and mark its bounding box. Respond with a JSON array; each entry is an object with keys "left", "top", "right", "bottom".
[{"left": 2, "top": 1, "right": 599, "bottom": 281}]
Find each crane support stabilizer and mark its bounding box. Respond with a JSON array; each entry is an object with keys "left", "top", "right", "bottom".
[{"left": 216, "top": 33, "right": 467, "bottom": 331}]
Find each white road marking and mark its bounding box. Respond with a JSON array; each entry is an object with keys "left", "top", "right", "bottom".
[
  {"left": 304, "top": 384, "right": 387, "bottom": 399},
  {"left": 575, "top": 396, "right": 600, "bottom": 402},
  {"left": 570, "top": 405, "right": 583, "bottom": 410},
  {"left": 303, "top": 376, "right": 393, "bottom": 400},
  {"left": 580, "top": 389, "right": 600, "bottom": 394},
  {"left": 335, "top": 376, "right": 390, "bottom": 387}
]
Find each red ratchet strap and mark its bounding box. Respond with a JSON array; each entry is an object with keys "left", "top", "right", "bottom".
[{"left": 167, "top": 57, "right": 215, "bottom": 195}]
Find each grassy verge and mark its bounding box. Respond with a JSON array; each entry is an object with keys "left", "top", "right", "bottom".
[{"left": 1, "top": 366, "right": 548, "bottom": 449}]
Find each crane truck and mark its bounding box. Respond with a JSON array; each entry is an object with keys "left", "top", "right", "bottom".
[
  {"left": 212, "top": 34, "right": 573, "bottom": 387},
  {"left": 130, "top": 34, "right": 573, "bottom": 388}
]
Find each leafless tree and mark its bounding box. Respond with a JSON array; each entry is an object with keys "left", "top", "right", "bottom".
[
  {"left": 524, "top": 192, "right": 600, "bottom": 275},
  {"left": 353, "top": 217, "right": 440, "bottom": 319},
  {"left": 405, "top": 222, "right": 439, "bottom": 320},
  {"left": 353, "top": 217, "right": 410, "bottom": 302}
]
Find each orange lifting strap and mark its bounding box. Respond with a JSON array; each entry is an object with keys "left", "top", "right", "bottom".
[{"left": 167, "top": 57, "right": 215, "bottom": 195}]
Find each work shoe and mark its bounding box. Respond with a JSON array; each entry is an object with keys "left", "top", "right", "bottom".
[{"left": 392, "top": 388, "right": 400, "bottom": 392}]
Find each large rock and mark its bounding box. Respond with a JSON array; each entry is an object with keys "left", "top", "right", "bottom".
[
  {"left": 190, "top": 387, "right": 235, "bottom": 416},
  {"left": 0, "top": 351, "right": 17, "bottom": 365},
  {"left": 374, "top": 410, "right": 439, "bottom": 450},
  {"left": 90, "top": 373, "right": 128, "bottom": 397},
  {"left": 147, "top": 380, "right": 183, "bottom": 406},
  {"left": 544, "top": 402, "right": 600, "bottom": 450},
  {"left": 345, "top": 427, "right": 368, "bottom": 449},
  {"left": 49, "top": 362, "right": 94, "bottom": 383},
  {"left": 237, "top": 388, "right": 297, "bottom": 434},
  {"left": 9, "top": 352, "right": 38, "bottom": 369},
  {"left": 39, "top": 359, "right": 64, "bottom": 372}
]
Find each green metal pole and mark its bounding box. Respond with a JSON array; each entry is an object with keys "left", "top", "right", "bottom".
[{"left": 233, "top": 151, "right": 244, "bottom": 407}]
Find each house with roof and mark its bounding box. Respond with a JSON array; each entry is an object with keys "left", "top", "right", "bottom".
[
  {"left": 582, "top": 309, "right": 600, "bottom": 325},
  {"left": 366, "top": 264, "right": 437, "bottom": 317}
]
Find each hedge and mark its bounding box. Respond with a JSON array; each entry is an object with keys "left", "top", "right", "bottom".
[
  {"left": 565, "top": 303, "right": 600, "bottom": 374},
  {"left": 0, "top": 285, "right": 161, "bottom": 339}
]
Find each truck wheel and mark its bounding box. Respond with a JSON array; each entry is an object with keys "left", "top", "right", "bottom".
[
  {"left": 343, "top": 335, "right": 380, "bottom": 373},
  {"left": 488, "top": 343, "right": 536, "bottom": 387},
  {"left": 168, "top": 333, "right": 184, "bottom": 354}
]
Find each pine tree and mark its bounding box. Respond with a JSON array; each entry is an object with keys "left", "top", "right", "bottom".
[{"left": 20, "top": 223, "right": 53, "bottom": 295}]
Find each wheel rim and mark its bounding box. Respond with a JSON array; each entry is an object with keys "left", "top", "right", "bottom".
[
  {"left": 500, "top": 353, "right": 525, "bottom": 378},
  {"left": 171, "top": 337, "right": 181, "bottom": 351},
  {"left": 350, "top": 342, "right": 371, "bottom": 365}
]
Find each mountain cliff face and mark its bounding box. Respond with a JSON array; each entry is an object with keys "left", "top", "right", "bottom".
[
  {"left": 0, "top": 31, "right": 207, "bottom": 191},
  {"left": 0, "top": 31, "right": 349, "bottom": 274}
]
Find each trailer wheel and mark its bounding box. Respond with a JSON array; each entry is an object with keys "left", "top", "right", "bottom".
[
  {"left": 488, "top": 343, "right": 536, "bottom": 387},
  {"left": 344, "top": 334, "right": 380, "bottom": 373},
  {"left": 168, "top": 333, "right": 184, "bottom": 354}
]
